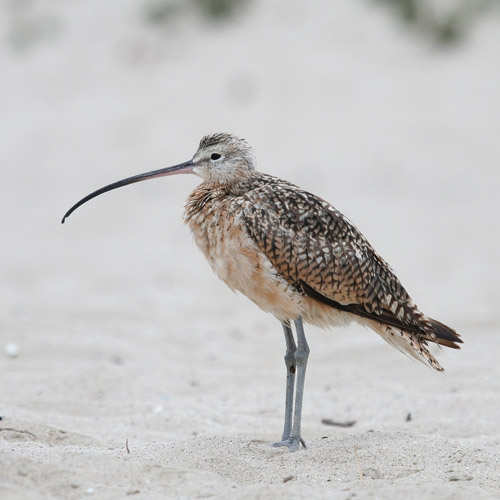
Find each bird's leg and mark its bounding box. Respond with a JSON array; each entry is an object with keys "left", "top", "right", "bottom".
[
  {"left": 272, "top": 317, "right": 309, "bottom": 452},
  {"left": 289, "top": 317, "right": 309, "bottom": 450},
  {"left": 272, "top": 321, "right": 296, "bottom": 446}
]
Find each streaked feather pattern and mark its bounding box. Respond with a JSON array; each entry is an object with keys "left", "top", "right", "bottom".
[{"left": 183, "top": 134, "right": 461, "bottom": 371}]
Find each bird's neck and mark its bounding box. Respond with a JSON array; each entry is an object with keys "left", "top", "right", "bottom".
[{"left": 183, "top": 176, "right": 258, "bottom": 222}]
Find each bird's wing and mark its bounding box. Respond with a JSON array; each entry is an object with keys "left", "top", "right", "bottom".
[
  {"left": 240, "top": 180, "right": 406, "bottom": 313},
  {"left": 240, "top": 178, "right": 460, "bottom": 347}
]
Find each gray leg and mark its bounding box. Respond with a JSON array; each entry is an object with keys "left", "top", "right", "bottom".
[
  {"left": 272, "top": 321, "right": 296, "bottom": 444},
  {"left": 271, "top": 317, "right": 309, "bottom": 452},
  {"left": 288, "top": 317, "right": 309, "bottom": 451}
]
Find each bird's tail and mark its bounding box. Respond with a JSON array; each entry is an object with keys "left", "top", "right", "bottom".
[
  {"left": 368, "top": 316, "right": 462, "bottom": 372},
  {"left": 369, "top": 322, "right": 445, "bottom": 371},
  {"left": 418, "top": 316, "right": 462, "bottom": 349},
  {"left": 297, "top": 279, "right": 462, "bottom": 370}
]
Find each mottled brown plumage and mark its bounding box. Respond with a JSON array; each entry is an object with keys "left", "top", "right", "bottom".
[
  {"left": 183, "top": 135, "right": 461, "bottom": 372},
  {"left": 62, "top": 132, "right": 462, "bottom": 452}
]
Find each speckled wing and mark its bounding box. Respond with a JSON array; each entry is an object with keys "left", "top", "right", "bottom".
[
  {"left": 240, "top": 175, "right": 460, "bottom": 347},
  {"left": 239, "top": 176, "right": 407, "bottom": 312}
]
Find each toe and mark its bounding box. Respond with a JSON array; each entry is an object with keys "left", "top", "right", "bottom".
[{"left": 270, "top": 437, "right": 302, "bottom": 452}]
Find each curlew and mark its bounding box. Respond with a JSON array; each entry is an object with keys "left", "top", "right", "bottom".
[{"left": 62, "top": 133, "right": 462, "bottom": 452}]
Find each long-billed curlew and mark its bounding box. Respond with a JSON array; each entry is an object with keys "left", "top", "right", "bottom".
[{"left": 62, "top": 133, "right": 462, "bottom": 452}]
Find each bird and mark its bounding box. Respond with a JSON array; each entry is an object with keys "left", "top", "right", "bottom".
[{"left": 62, "top": 132, "right": 462, "bottom": 452}]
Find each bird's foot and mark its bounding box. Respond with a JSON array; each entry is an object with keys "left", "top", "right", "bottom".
[{"left": 271, "top": 436, "right": 306, "bottom": 452}]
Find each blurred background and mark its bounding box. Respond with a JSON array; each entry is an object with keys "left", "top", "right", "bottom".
[{"left": 1, "top": 0, "right": 500, "bottom": 433}]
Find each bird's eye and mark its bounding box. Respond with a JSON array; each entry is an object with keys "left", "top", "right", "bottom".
[{"left": 210, "top": 153, "right": 221, "bottom": 160}]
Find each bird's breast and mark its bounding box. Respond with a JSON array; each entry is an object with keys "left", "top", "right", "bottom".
[{"left": 183, "top": 188, "right": 303, "bottom": 321}]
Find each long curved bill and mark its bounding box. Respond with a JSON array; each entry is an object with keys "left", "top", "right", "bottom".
[{"left": 61, "top": 160, "right": 195, "bottom": 224}]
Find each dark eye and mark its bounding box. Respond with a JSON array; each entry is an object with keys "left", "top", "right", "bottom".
[{"left": 210, "top": 153, "right": 221, "bottom": 160}]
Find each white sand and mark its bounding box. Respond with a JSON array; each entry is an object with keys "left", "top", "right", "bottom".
[{"left": 1, "top": 1, "right": 500, "bottom": 498}]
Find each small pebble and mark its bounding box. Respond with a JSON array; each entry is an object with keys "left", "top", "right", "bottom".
[
  {"left": 4, "top": 342, "right": 20, "bottom": 358},
  {"left": 153, "top": 404, "right": 164, "bottom": 415}
]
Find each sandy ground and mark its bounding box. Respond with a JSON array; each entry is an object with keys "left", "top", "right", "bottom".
[{"left": 2, "top": 1, "right": 500, "bottom": 498}]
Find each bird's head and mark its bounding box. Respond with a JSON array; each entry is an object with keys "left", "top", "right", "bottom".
[
  {"left": 192, "top": 133, "right": 256, "bottom": 184},
  {"left": 61, "top": 133, "right": 255, "bottom": 223}
]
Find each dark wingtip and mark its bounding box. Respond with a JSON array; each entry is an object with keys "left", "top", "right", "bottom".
[{"left": 426, "top": 318, "right": 463, "bottom": 349}]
